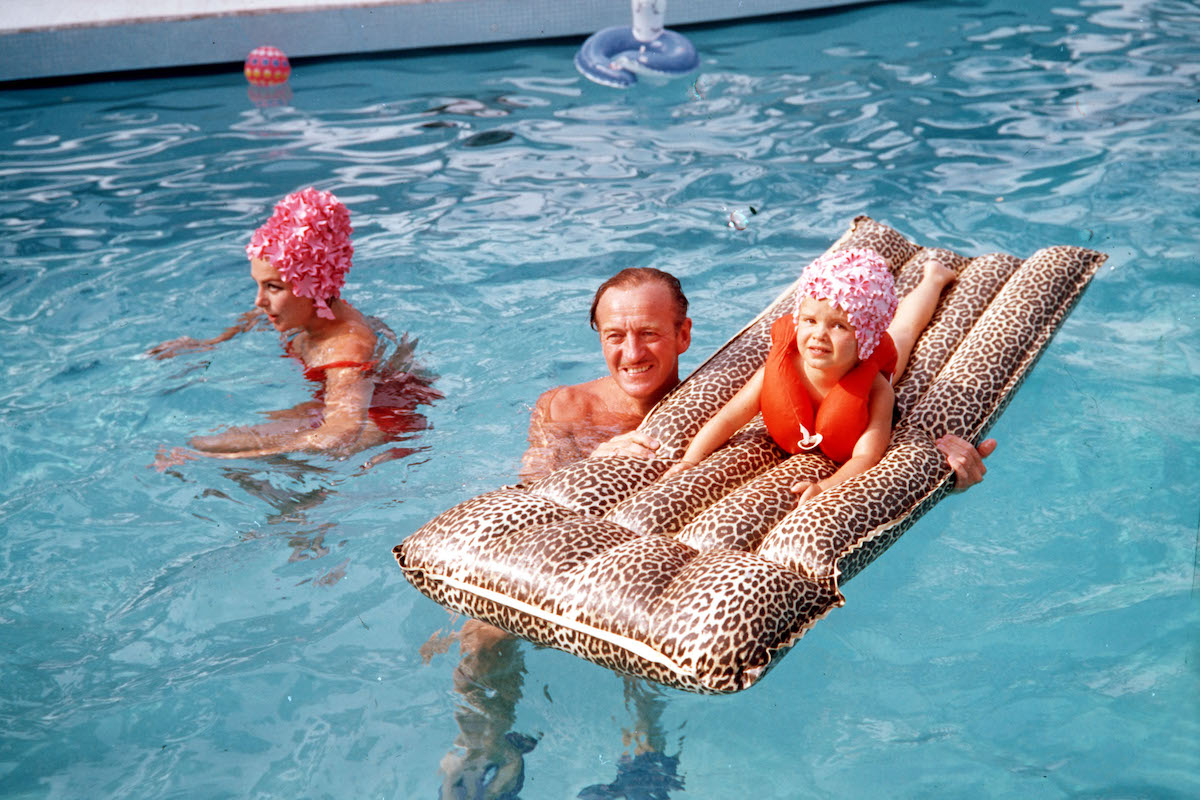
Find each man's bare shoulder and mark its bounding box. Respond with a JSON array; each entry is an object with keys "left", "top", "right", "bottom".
[{"left": 535, "top": 378, "right": 611, "bottom": 424}]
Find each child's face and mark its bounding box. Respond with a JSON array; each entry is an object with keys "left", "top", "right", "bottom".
[
  {"left": 251, "top": 257, "right": 315, "bottom": 332},
  {"left": 795, "top": 297, "right": 859, "bottom": 375}
]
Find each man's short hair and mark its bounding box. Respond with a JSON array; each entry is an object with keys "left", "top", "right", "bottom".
[{"left": 589, "top": 268, "right": 689, "bottom": 331}]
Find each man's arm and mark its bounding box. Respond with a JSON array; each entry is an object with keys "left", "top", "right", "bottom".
[
  {"left": 521, "top": 383, "right": 659, "bottom": 480},
  {"left": 519, "top": 389, "right": 559, "bottom": 483}
]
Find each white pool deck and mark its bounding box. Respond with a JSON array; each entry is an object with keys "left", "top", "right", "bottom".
[{"left": 1, "top": 0, "right": 880, "bottom": 84}]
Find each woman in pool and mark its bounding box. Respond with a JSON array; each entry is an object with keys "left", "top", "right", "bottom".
[
  {"left": 151, "top": 187, "right": 440, "bottom": 463},
  {"left": 667, "top": 248, "right": 955, "bottom": 501}
]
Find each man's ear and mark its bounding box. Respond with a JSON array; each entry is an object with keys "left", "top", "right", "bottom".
[{"left": 676, "top": 316, "right": 692, "bottom": 354}]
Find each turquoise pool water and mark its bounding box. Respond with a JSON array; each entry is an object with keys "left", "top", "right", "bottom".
[{"left": 2, "top": 0, "right": 1197, "bottom": 797}]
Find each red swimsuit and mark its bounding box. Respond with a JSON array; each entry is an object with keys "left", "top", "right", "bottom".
[
  {"left": 301, "top": 359, "right": 441, "bottom": 437},
  {"left": 759, "top": 315, "right": 897, "bottom": 463}
]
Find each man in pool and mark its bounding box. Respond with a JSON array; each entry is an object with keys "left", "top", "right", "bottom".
[
  {"left": 441, "top": 267, "right": 995, "bottom": 799},
  {"left": 519, "top": 267, "right": 693, "bottom": 481},
  {"left": 520, "top": 266, "right": 995, "bottom": 484}
]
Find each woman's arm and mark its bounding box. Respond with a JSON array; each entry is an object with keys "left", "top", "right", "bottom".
[
  {"left": 190, "top": 365, "right": 374, "bottom": 458},
  {"left": 147, "top": 310, "right": 265, "bottom": 360},
  {"left": 666, "top": 368, "right": 766, "bottom": 475},
  {"left": 792, "top": 376, "right": 894, "bottom": 502}
]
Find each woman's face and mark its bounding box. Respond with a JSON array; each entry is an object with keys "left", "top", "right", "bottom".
[{"left": 251, "top": 258, "right": 314, "bottom": 332}]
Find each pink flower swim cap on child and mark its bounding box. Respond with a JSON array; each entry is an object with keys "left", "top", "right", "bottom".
[
  {"left": 246, "top": 187, "right": 353, "bottom": 320},
  {"left": 794, "top": 247, "right": 898, "bottom": 359}
]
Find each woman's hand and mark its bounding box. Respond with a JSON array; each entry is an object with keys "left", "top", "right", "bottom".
[
  {"left": 147, "top": 310, "right": 265, "bottom": 360},
  {"left": 146, "top": 336, "right": 214, "bottom": 360},
  {"left": 150, "top": 445, "right": 197, "bottom": 471}
]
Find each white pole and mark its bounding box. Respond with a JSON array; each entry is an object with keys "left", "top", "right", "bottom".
[{"left": 631, "top": 0, "right": 666, "bottom": 43}]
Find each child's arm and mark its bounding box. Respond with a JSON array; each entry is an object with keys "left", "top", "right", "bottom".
[
  {"left": 147, "top": 310, "right": 266, "bottom": 359},
  {"left": 665, "top": 367, "right": 766, "bottom": 476},
  {"left": 792, "top": 375, "right": 894, "bottom": 502}
]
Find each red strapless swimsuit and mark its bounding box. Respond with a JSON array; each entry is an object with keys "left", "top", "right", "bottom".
[{"left": 301, "top": 359, "right": 441, "bottom": 437}]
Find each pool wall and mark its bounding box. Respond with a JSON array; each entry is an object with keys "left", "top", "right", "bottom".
[{"left": 2, "top": 0, "right": 893, "bottom": 83}]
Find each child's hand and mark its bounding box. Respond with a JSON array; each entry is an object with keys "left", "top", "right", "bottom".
[
  {"left": 662, "top": 459, "right": 698, "bottom": 479},
  {"left": 790, "top": 480, "right": 824, "bottom": 503}
]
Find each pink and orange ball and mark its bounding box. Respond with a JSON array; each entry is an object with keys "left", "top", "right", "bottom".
[{"left": 244, "top": 46, "right": 291, "bottom": 86}]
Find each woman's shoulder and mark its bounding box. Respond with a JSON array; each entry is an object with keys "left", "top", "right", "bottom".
[{"left": 304, "top": 314, "right": 378, "bottom": 365}]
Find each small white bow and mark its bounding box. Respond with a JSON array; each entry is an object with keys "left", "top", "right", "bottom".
[{"left": 796, "top": 424, "right": 823, "bottom": 451}]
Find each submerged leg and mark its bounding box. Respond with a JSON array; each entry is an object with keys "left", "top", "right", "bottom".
[
  {"left": 439, "top": 621, "right": 537, "bottom": 800},
  {"left": 577, "top": 679, "right": 684, "bottom": 799}
]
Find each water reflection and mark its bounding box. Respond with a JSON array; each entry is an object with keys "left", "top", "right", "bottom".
[{"left": 434, "top": 625, "right": 684, "bottom": 800}]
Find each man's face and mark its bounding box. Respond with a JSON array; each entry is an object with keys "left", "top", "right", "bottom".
[{"left": 595, "top": 281, "right": 692, "bottom": 405}]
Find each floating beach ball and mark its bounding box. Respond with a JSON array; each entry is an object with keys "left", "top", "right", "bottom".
[{"left": 244, "top": 46, "right": 291, "bottom": 86}]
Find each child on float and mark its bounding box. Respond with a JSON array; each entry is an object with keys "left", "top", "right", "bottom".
[
  {"left": 666, "top": 248, "right": 955, "bottom": 501},
  {"left": 151, "top": 187, "right": 439, "bottom": 464}
]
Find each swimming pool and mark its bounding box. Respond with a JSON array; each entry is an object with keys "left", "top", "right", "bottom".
[{"left": 2, "top": 0, "right": 1197, "bottom": 797}]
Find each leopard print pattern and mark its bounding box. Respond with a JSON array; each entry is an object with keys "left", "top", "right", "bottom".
[
  {"left": 526, "top": 455, "right": 666, "bottom": 517},
  {"left": 675, "top": 448, "right": 835, "bottom": 555},
  {"left": 902, "top": 246, "right": 1106, "bottom": 441},
  {"left": 394, "top": 217, "right": 1106, "bottom": 693},
  {"left": 396, "top": 488, "right": 573, "bottom": 579},
  {"left": 605, "top": 422, "right": 784, "bottom": 537},
  {"left": 759, "top": 246, "right": 1106, "bottom": 582},
  {"left": 756, "top": 426, "right": 948, "bottom": 580},
  {"left": 826, "top": 247, "right": 1106, "bottom": 579},
  {"left": 893, "top": 252, "right": 1021, "bottom": 417}
]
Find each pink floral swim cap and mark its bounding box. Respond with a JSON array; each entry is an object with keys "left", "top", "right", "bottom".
[
  {"left": 794, "top": 247, "right": 898, "bottom": 359},
  {"left": 246, "top": 187, "right": 353, "bottom": 320}
]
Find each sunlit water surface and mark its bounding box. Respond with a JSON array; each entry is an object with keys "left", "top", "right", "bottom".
[{"left": 1, "top": 0, "right": 1197, "bottom": 797}]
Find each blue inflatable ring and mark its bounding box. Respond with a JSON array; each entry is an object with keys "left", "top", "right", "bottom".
[{"left": 575, "top": 26, "right": 699, "bottom": 88}]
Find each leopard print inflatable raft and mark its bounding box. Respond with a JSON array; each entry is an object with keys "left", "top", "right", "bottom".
[{"left": 395, "top": 216, "right": 1106, "bottom": 694}]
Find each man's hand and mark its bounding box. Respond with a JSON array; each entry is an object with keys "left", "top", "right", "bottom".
[
  {"left": 591, "top": 431, "right": 662, "bottom": 460},
  {"left": 936, "top": 435, "right": 997, "bottom": 491}
]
